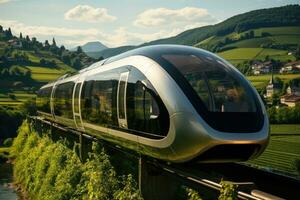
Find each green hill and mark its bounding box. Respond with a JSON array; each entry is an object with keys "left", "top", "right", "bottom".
[
  {"left": 86, "top": 45, "right": 135, "bottom": 59},
  {"left": 91, "top": 5, "right": 300, "bottom": 62},
  {"left": 144, "top": 5, "right": 300, "bottom": 47},
  {"left": 0, "top": 27, "right": 96, "bottom": 107}
]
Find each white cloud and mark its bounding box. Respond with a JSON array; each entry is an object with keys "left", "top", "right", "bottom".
[
  {"left": 0, "top": 16, "right": 212, "bottom": 49},
  {"left": 0, "top": 20, "right": 100, "bottom": 37},
  {"left": 0, "top": 0, "right": 11, "bottom": 4},
  {"left": 64, "top": 5, "right": 117, "bottom": 23},
  {"left": 134, "top": 7, "right": 216, "bottom": 28},
  {"left": 0, "top": 19, "right": 168, "bottom": 48}
]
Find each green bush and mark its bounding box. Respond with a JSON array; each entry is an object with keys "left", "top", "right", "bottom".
[
  {"left": 3, "top": 138, "right": 13, "bottom": 147},
  {"left": 0, "top": 106, "right": 24, "bottom": 140},
  {"left": 218, "top": 181, "right": 238, "bottom": 200},
  {"left": 12, "top": 121, "right": 142, "bottom": 200},
  {"left": 186, "top": 188, "right": 202, "bottom": 200}
]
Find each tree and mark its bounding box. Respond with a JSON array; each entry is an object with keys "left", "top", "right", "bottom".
[
  {"left": 264, "top": 55, "right": 270, "bottom": 61},
  {"left": 25, "top": 35, "right": 30, "bottom": 42},
  {"left": 5, "top": 27, "right": 13, "bottom": 39},
  {"left": 72, "top": 57, "right": 82, "bottom": 69},
  {"left": 40, "top": 58, "right": 46, "bottom": 65},
  {"left": 52, "top": 37, "right": 57, "bottom": 47},
  {"left": 249, "top": 30, "right": 254, "bottom": 38},
  {"left": 60, "top": 45, "right": 66, "bottom": 51},
  {"left": 1, "top": 68, "right": 9, "bottom": 77},
  {"left": 61, "top": 53, "right": 71, "bottom": 65},
  {"left": 44, "top": 40, "right": 50, "bottom": 50},
  {"left": 0, "top": 25, "right": 3, "bottom": 32},
  {"left": 19, "top": 32, "right": 23, "bottom": 39},
  {"left": 77, "top": 46, "right": 83, "bottom": 54}
]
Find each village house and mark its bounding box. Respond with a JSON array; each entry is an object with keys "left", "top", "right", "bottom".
[
  {"left": 280, "top": 85, "right": 300, "bottom": 107},
  {"left": 251, "top": 61, "right": 272, "bottom": 75},
  {"left": 280, "top": 60, "right": 300, "bottom": 74},
  {"left": 7, "top": 39, "right": 22, "bottom": 48}
]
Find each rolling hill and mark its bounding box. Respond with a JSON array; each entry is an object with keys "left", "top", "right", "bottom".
[
  {"left": 90, "top": 5, "right": 300, "bottom": 63},
  {"left": 86, "top": 45, "right": 135, "bottom": 59},
  {"left": 0, "top": 28, "right": 95, "bottom": 107},
  {"left": 1, "top": 5, "right": 300, "bottom": 108},
  {"left": 72, "top": 41, "right": 108, "bottom": 53}
]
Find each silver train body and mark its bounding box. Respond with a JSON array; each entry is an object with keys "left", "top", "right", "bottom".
[{"left": 37, "top": 45, "right": 269, "bottom": 163}]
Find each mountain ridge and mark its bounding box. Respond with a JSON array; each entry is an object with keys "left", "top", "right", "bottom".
[
  {"left": 72, "top": 41, "right": 108, "bottom": 53},
  {"left": 89, "top": 4, "right": 300, "bottom": 59}
]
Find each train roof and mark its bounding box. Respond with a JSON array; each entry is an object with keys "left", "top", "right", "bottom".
[
  {"left": 40, "top": 45, "right": 220, "bottom": 89},
  {"left": 103, "top": 44, "right": 216, "bottom": 65}
]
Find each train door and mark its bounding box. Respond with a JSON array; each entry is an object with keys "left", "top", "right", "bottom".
[
  {"left": 73, "top": 81, "right": 84, "bottom": 131},
  {"left": 117, "top": 71, "right": 129, "bottom": 128}
]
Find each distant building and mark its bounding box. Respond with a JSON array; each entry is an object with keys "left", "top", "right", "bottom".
[
  {"left": 266, "top": 74, "right": 281, "bottom": 98},
  {"left": 286, "top": 85, "right": 300, "bottom": 96},
  {"left": 280, "top": 85, "right": 300, "bottom": 107},
  {"left": 280, "top": 94, "right": 300, "bottom": 107},
  {"left": 251, "top": 61, "right": 272, "bottom": 75},
  {"left": 280, "top": 60, "right": 300, "bottom": 74},
  {"left": 8, "top": 39, "right": 22, "bottom": 48}
]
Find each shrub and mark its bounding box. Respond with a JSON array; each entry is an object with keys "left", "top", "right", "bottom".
[
  {"left": 12, "top": 121, "right": 142, "bottom": 200},
  {"left": 218, "top": 181, "right": 238, "bottom": 200},
  {"left": 186, "top": 188, "right": 202, "bottom": 200},
  {"left": 3, "top": 138, "right": 13, "bottom": 147}
]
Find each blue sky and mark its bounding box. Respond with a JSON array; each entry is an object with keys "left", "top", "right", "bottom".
[{"left": 0, "top": 0, "right": 298, "bottom": 48}]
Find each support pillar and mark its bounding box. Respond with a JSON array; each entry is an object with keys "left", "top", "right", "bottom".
[{"left": 138, "top": 157, "right": 180, "bottom": 200}]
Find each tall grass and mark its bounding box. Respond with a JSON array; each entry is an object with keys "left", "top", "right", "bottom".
[{"left": 11, "top": 120, "right": 142, "bottom": 200}]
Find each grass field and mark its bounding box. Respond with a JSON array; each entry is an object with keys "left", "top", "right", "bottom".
[
  {"left": 225, "top": 37, "right": 274, "bottom": 48},
  {"left": 271, "top": 124, "right": 300, "bottom": 135},
  {"left": 0, "top": 51, "right": 73, "bottom": 107},
  {"left": 214, "top": 26, "right": 300, "bottom": 65},
  {"left": 31, "top": 73, "right": 62, "bottom": 82},
  {"left": 218, "top": 47, "right": 296, "bottom": 65},
  {"left": 247, "top": 124, "right": 300, "bottom": 179},
  {"left": 254, "top": 26, "right": 300, "bottom": 36},
  {"left": 247, "top": 134, "right": 300, "bottom": 178},
  {"left": 26, "top": 65, "right": 65, "bottom": 81},
  {"left": 246, "top": 73, "right": 300, "bottom": 89},
  {"left": 218, "top": 48, "right": 264, "bottom": 60},
  {"left": 247, "top": 74, "right": 300, "bottom": 82},
  {"left": 224, "top": 36, "right": 300, "bottom": 49}
]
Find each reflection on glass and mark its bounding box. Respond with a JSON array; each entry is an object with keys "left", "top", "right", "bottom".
[
  {"left": 80, "top": 67, "right": 169, "bottom": 137},
  {"left": 126, "top": 69, "right": 168, "bottom": 136},
  {"left": 37, "top": 87, "right": 52, "bottom": 113},
  {"left": 74, "top": 83, "right": 81, "bottom": 114},
  {"left": 162, "top": 54, "right": 256, "bottom": 113},
  {"left": 118, "top": 79, "right": 126, "bottom": 119},
  {"left": 54, "top": 82, "right": 74, "bottom": 118}
]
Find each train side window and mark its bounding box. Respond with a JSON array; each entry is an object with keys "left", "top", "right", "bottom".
[
  {"left": 53, "top": 82, "right": 74, "bottom": 118},
  {"left": 73, "top": 83, "right": 81, "bottom": 114},
  {"left": 126, "top": 68, "right": 169, "bottom": 137},
  {"left": 37, "top": 86, "right": 52, "bottom": 113},
  {"left": 81, "top": 73, "right": 118, "bottom": 127},
  {"left": 81, "top": 80, "right": 93, "bottom": 120}
]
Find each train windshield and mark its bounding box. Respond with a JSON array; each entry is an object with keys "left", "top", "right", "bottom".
[{"left": 161, "top": 54, "right": 257, "bottom": 113}]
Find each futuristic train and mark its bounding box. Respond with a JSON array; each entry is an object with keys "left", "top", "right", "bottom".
[{"left": 37, "top": 45, "right": 269, "bottom": 163}]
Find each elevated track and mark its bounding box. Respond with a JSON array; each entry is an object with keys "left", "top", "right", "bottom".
[{"left": 28, "top": 116, "right": 300, "bottom": 200}]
